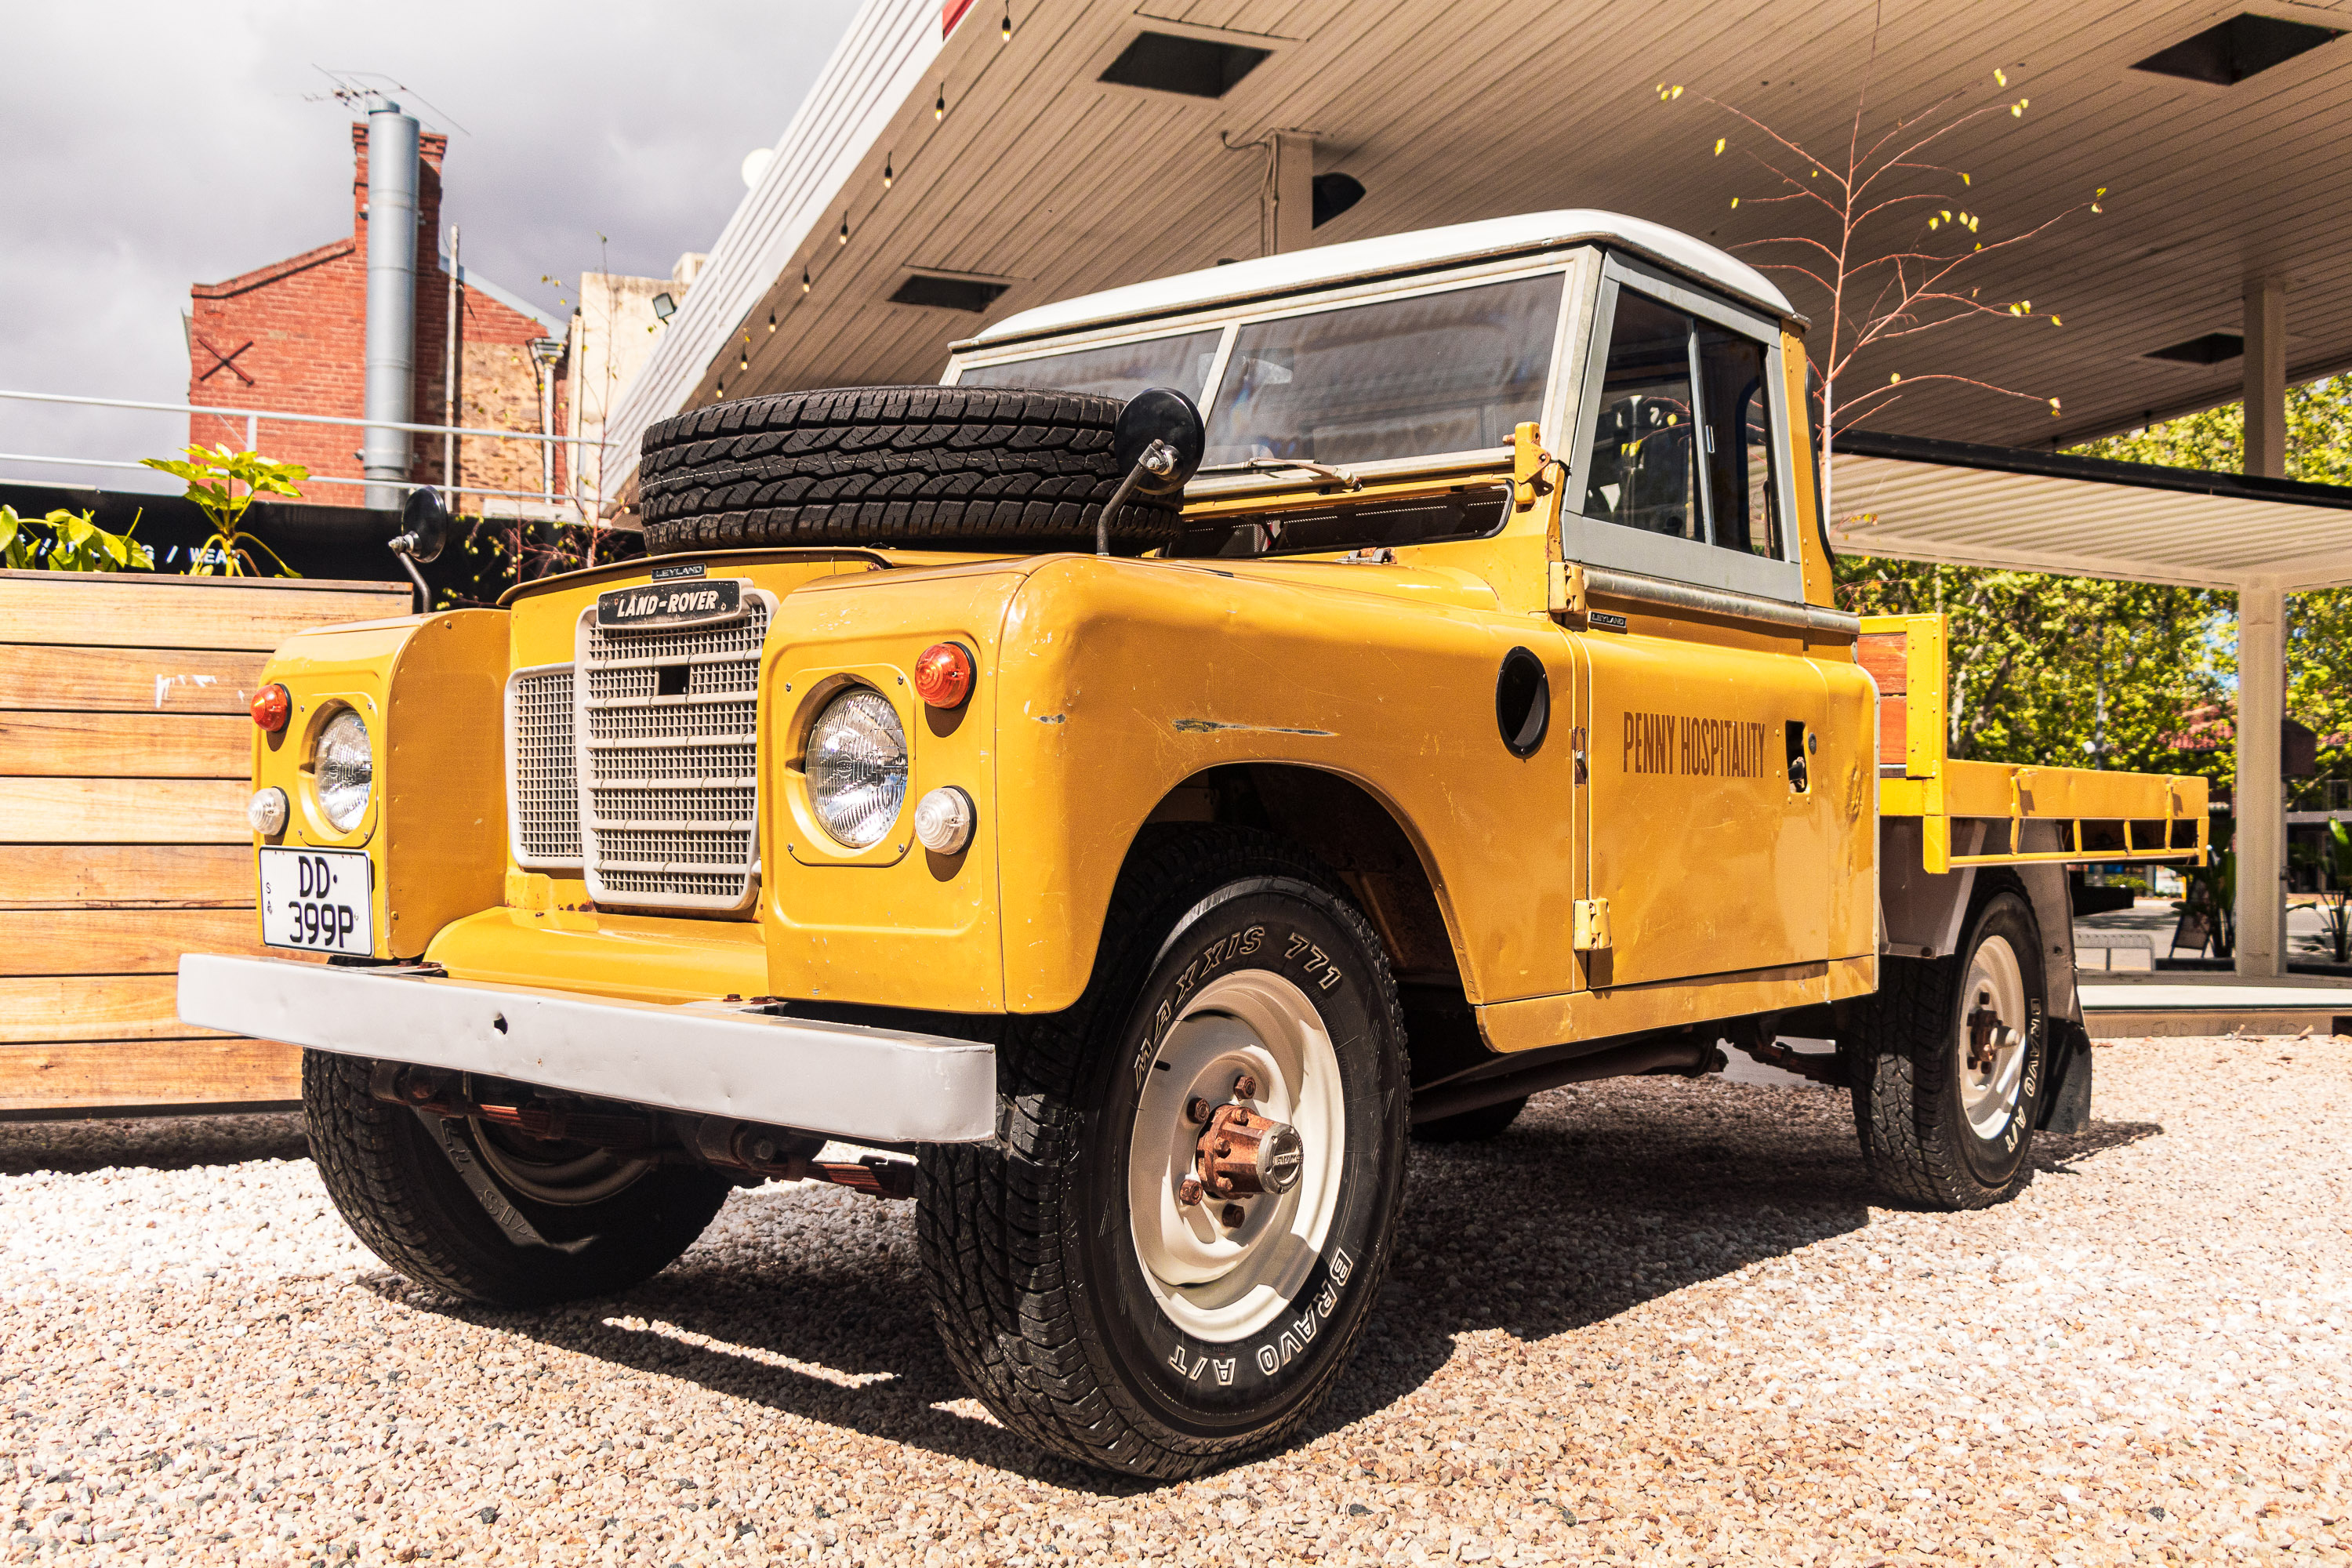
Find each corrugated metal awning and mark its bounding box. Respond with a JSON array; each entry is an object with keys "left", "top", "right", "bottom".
[
  {"left": 1830, "top": 430, "right": 2352, "bottom": 591},
  {"left": 601, "top": 0, "right": 2352, "bottom": 507}
]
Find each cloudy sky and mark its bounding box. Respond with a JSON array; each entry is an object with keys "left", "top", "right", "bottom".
[{"left": 2, "top": 0, "right": 860, "bottom": 492}]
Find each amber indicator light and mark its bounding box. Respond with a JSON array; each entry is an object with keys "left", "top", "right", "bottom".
[
  {"left": 251, "top": 683, "right": 292, "bottom": 732},
  {"left": 913, "top": 643, "right": 974, "bottom": 709}
]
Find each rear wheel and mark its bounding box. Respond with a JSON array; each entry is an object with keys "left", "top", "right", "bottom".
[
  {"left": 915, "top": 829, "right": 1409, "bottom": 1479},
  {"left": 1851, "top": 888, "right": 2049, "bottom": 1209},
  {"left": 303, "top": 1051, "right": 732, "bottom": 1306}
]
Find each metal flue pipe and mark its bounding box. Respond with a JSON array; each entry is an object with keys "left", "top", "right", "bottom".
[{"left": 362, "top": 97, "right": 421, "bottom": 510}]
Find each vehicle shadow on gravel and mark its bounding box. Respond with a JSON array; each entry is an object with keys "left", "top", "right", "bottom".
[
  {"left": 374, "top": 1081, "right": 2165, "bottom": 1491},
  {"left": 0, "top": 1112, "right": 308, "bottom": 1176}
]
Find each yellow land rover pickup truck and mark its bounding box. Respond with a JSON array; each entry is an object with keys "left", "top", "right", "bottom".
[{"left": 180, "top": 211, "right": 2204, "bottom": 1479}]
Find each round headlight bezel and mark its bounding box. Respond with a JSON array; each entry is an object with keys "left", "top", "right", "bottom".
[
  {"left": 804, "top": 685, "right": 909, "bottom": 850},
  {"left": 310, "top": 707, "right": 374, "bottom": 835}
]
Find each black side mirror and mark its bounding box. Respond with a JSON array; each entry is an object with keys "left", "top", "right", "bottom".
[
  {"left": 1099, "top": 387, "right": 1206, "bottom": 557},
  {"left": 1113, "top": 387, "right": 1205, "bottom": 497},
  {"left": 394, "top": 486, "right": 452, "bottom": 564}
]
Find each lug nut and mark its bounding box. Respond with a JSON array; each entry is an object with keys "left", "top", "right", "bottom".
[
  {"left": 1234, "top": 1073, "right": 1259, "bottom": 1098},
  {"left": 1178, "top": 1176, "right": 1203, "bottom": 1206},
  {"left": 1221, "top": 1203, "right": 1247, "bottom": 1229},
  {"left": 1186, "top": 1097, "right": 1213, "bottom": 1124},
  {"left": 1214, "top": 1138, "right": 1232, "bottom": 1158}
]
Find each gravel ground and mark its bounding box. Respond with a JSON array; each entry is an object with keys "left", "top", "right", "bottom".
[{"left": 2, "top": 1034, "right": 2347, "bottom": 1566}]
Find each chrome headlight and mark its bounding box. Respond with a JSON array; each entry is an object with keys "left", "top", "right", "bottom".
[
  {"left": 807, "top": 688, "right": 908, "bottom": 848},
  {"left": 314, "top": 710, "right": 372, "bottom": 833}
]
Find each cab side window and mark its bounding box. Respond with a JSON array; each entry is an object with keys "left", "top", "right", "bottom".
[
  {"left": 1582, "top": 286, "right": 1783, "bottom": 560},
  {"left": 1580, "top": 292, "right": 1700, "bottom": 541},
  {"left": 1697, "top": 324, "right": 1781, "bottom": 558}
]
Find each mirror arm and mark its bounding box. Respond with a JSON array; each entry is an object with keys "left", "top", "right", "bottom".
[
  {"left": 388, "top": 540, "right": 431, "bottom": 615},
  {"left": 1097, "top": 439, "right": 1181, "bottom": 558}
]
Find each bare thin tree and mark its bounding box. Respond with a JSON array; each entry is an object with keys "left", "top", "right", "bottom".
[{"left": 1663, "top": 11, "right": 2102, "bottom": 524}]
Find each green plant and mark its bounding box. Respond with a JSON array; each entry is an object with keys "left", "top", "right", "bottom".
[
  {"left": 2315, "top": 819, "right": 2352, "bottom": 964},
  {"left": 2182, "top": 840, "right": 2237, "bottom": 960},
  {"left": 138, "top": 444, "right": 307, "bottom": 576},
  {"left": 0, "top": 505, "right": 154, "bottom": 572}
]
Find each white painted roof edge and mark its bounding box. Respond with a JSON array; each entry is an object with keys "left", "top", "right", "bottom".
[
  {"left": 597, "top": 0, "right": 944, "bottom": 497},
  {"left": 967, "top": 210, "right": 1796, "bottom": 348}
]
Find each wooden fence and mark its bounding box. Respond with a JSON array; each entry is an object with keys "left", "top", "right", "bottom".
[{"left": 0, "top": 570, "right": 411, "bottom": 1117}]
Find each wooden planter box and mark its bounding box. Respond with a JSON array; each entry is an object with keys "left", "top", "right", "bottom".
[{"left": 0, "top": 569, "right": 411, "bottom": 1118}]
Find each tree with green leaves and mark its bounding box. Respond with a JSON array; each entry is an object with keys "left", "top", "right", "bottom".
[{"left": 139, "top": 444, "right": 307, "bottom": 577}]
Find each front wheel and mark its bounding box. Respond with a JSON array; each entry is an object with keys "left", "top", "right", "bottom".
[
  {"left": 916, "top": 829, "right": 1409, "bottom": 1479},
  {"left": 1851, "top": 887, "right": 2049, "bottom": 1210},
  {"left": 304, "top": 1051, "right": 734, "bottom": 1306}
]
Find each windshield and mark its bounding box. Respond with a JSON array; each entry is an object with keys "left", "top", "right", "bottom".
[
  {"left": 1201, "top": 274, "right": 1562, "bottom": 470},
  {"left": 964, "top": 330, "right": 1221, "bottom": 403}
]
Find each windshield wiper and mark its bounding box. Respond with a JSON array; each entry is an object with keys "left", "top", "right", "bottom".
[{"left": 1198, "top": 456, "right": 1365, "bottom": 491}]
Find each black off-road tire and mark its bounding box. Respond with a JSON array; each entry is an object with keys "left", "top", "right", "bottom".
[
  {"left": 1411, "top": 1095, "right": 1527, "bottom": 1143},
  {"left": 303, "top": 1051, "right": 733, "bottom": 1307},
  {"left": 914, "top": 827, "right": 1410, "bottom": 1479},
  {"left": 637, "top": 386, "right": 1183, "bottom": 557},
  {"left": 1849, "top": 887, "right": 2049, "bottom": 1210}
]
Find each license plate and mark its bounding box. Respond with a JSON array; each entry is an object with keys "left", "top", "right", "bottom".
[
  {"left": 597, "top": 576, "right": 742, "bottom": 631},
  {"left": 259, "top": 848, "right": 375, "bottom": 954}
]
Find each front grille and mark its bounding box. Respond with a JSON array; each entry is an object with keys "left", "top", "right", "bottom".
[
  {"left": 507, "top": 666, "right": 580, "bottom": 866},
  {"left": 575, "top": 593, "right": 770, "bottom": 911}
]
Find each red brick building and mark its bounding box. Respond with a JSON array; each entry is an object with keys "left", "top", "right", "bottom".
[{"left": 186, "top": 125, "right": 567, "bottom": 510}]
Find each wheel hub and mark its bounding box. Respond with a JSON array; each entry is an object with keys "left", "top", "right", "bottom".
[
  {"left": 1126, "top": 969, "right": 1347, "bottom": 1343},
  {"left": 1181, "top": 1098, "right": 1305, "bottom": 1211}
]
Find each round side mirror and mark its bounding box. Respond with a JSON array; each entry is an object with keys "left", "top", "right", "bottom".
[
  {"left": 1114, "top": 387, "right": 1206, "bottom": 497},
  {"left": 396, "top": 486, "right": 452, "bottom": 564}
]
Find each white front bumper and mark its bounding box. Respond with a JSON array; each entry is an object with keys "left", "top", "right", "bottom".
[{"left": 176, "top": 953, "right": 998, "bottom": 1144}]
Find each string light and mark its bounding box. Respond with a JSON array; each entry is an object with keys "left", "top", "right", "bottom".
[
  {"left": 767, "top": 310, "right": 776, "bottom": 333},
  {"left": 801, "top": 265, "right": 811, "bottom": 293},
  {"left": 839, "top": 212, "right": 850, "bottom": 245},
  {"left": 935, "top": 83, "right": 946, "bottom": 120},
  {"left": 883, "top": 154, "right": 894, "bottom": 189},
  {"left": 1001, "top": 5, "right": 1011, "bottom": 39}
]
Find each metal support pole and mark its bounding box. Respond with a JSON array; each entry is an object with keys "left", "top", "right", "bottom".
[
  {"left": 2244, "top": 274, "right": 2287, "bottom": 480},
  {"left": 1270, "top": 132, "right": 1314, "bottom": 255},
  {"left": 445, "top": 226, "right": 460, "bottom": 514},
  {"left": 2235, "top": 581, "right": 2287, "bottom": 978}
]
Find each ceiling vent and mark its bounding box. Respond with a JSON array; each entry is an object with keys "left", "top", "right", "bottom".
[
  {"left": 2146, "top": 332, "right": 2245, "bottom": 365},
  {"left": 2132, "top": 13, "right": 2343, "bottom": 85},
  {"left": 888, "top": 274, "right": 1011, "bottom": 314},
  {"left": 1098, "top": 31, "right": 1271, "bottom": 98}
]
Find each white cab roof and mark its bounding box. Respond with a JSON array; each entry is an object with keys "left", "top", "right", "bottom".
[{"left": 967, "top": 210, "right": 1794, "bottom": 349}]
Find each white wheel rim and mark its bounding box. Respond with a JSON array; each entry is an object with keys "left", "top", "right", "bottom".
[
  {"left": 1127, "top": 969, "right": 1345, "bottom": 1344},
  {"left": 1957, "top": 934, "right": 2029, "bottom": 1140}
]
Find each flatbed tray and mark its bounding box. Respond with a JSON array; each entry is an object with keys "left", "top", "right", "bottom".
[{"left": 1859, "top": 613, "right": 2209, "bottom": 875}]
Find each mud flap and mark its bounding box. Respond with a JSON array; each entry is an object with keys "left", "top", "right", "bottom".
[{"left": 2035, "top": 1015, "right": 2094, "bottom": 1134}]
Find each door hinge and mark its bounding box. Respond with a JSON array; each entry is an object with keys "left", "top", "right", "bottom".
[
  {"left": 1573, "top": 898, "right": 1612, "bottom": 952},
  {"left": 1548, "top": 559, "right": 1587, "bottom": 618}
]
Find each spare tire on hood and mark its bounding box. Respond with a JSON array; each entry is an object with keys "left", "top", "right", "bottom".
[{"left": 637, "top": 385, "right": 1185, "bottom": 556}]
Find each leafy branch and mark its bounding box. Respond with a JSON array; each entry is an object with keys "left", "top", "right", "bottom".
[
  {"left": 138, "top": 444, "right": 307, "bottom": 576},
  {"left": 0, "top": 505, "right": 154, "bottom": 572}
]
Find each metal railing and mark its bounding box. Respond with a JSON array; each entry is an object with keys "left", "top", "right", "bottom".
[{"left": 0, "top": 387, "right": 612, "bottom": 517}]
